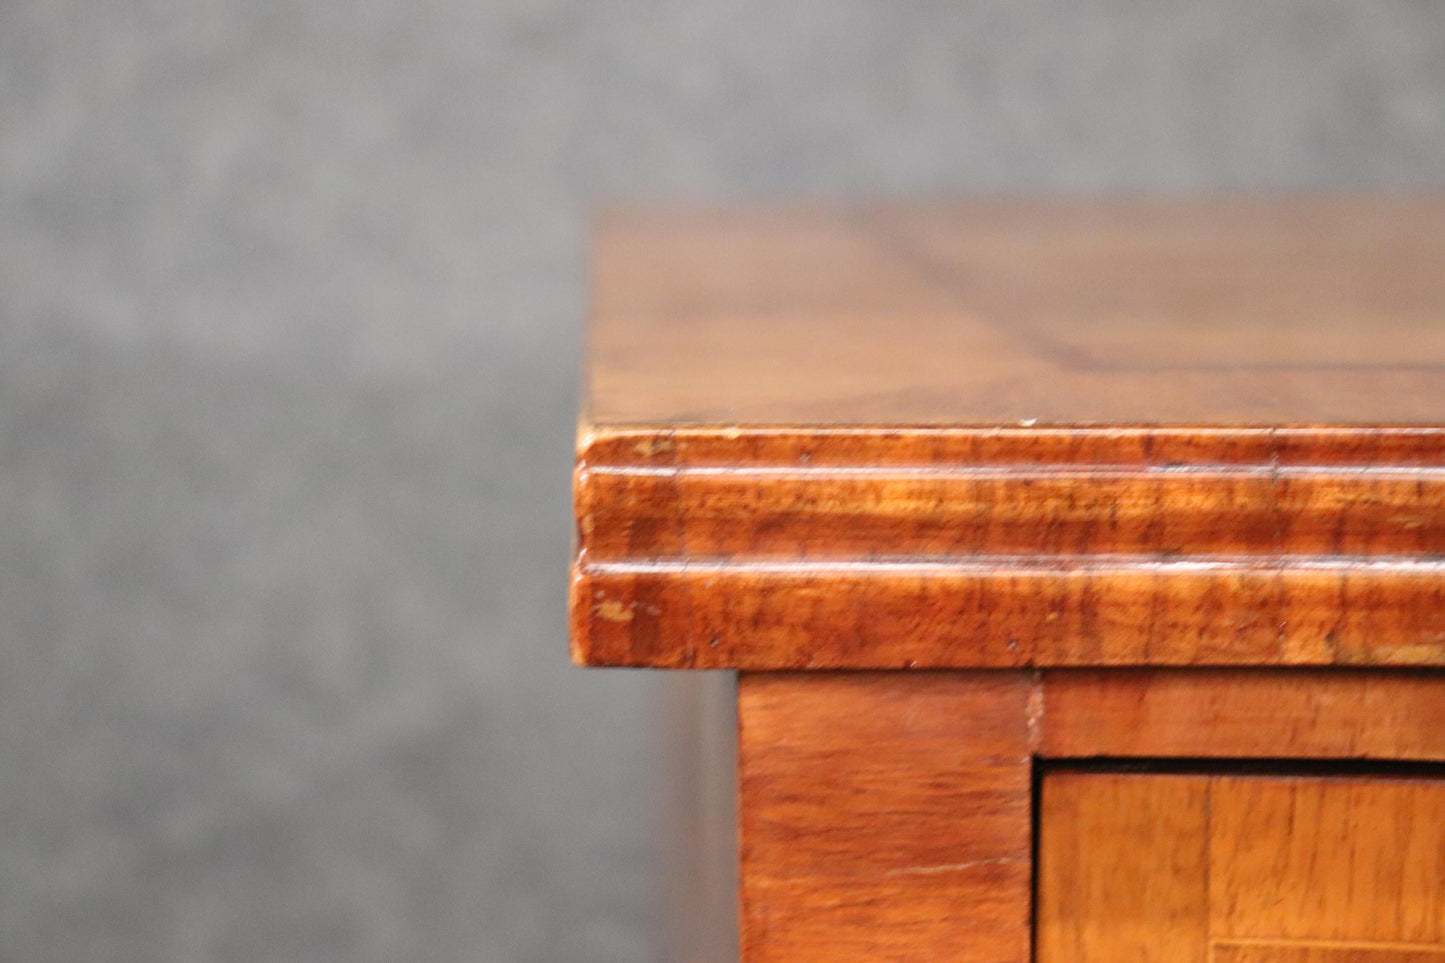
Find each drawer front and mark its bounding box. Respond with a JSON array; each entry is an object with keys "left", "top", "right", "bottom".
[{"left": 1038, "top": 772, "right": 1445, "bottom": 963}]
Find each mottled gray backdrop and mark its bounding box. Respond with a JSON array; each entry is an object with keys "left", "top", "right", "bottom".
[{"left": 1, "top": 2, "right": 1442, "bottom": 961}]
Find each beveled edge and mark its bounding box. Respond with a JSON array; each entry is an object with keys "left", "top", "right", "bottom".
[{"left": 571, "top": 424, "right": 1445, "bottom": 669}]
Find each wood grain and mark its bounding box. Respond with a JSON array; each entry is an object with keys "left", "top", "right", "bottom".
[
  {"left": 1214, "top": 946, "right": 1445, "bottom": 963},
  {"left": 572, "top": 427, "right": 1445, "bottom": 668},
  {"left": 574, "top": 199, "right": 1445, "bottom": 669},
  {"left": 1040, "top": 670, "right": 1445, "bottom": 760},
  {"left": 737, "top": 672, "right": 1032, "bottom": 962},
  {"left": 579, "top": 201, "right": 1445, "bottom": 956},
  {"left": 1037, "top": 773, "right": 1445, "bottom": 963},
  {"left": 1212, "top": 777, "right": 1445, "bottom": 946},
  {"left": 1037, "top": 772, "right": 1210, "bottom": 963},
  {"left": 589, "top": 198, "right": 1445, "bottom": 427}
]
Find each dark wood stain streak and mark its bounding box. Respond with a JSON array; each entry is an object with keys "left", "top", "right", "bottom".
[
  {"left": 573, "top": 427, "right": 1445, "bottom": 668},
  {"left": 577, "top": 197, "right": 1445, "bottom": 667}
]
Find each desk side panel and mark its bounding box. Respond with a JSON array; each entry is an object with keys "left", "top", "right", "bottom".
[{"left": 737, "top": 672, "right": 1033, "bottom": 963}]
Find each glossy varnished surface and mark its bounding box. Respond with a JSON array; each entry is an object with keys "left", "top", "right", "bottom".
[
  {"left": 1041, "top": 669, "right": 1445, "bottom": 760},
  {"left": 1038, "top": 772, "right": 1445, "bottom": 963},
  {"left": 572, "top": 427, "right": 1445, "bottom": 668},
  {"left": 737, "top": 672, "right": 1032, "bottom": 962},
  {"left": 735, "top": 669, "right": 1445, "bottom": 962},
  {"left": 589, "top": 198, "right": 1445, "bottom": 426},
  {"left": 573, "top": 200, "right": 1445, "bottom": 669}
]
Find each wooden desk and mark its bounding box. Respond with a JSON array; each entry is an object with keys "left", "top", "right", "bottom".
[{"left": 570, "top": 198, "right": 1445, "bottom": 962}]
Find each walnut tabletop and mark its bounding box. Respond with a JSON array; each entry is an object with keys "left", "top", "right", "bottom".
[{"left": 571, "top": 197, "right": 1445, "bottom": 670}]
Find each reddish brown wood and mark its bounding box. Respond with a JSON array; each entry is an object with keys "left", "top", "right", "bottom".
[
  {"left": 573, "top": 199, "right": 1445, "bottom": 669},
  {"left": 574, "top": 200, "right": 1445, "bottom": 961},
  {"left": 1211, "top": 777, "right": 1445, "bottom": 947},
  {"left": 730, "top": 670, "right": 1445, "bottom": 962},
  {"left": 589, "top": 199, "right": 1445, "bottom": 427},
  {"left": 1037, "top": 772, "right": 1210, "bottom": 962},
  {"left": 572, "top": 426, "right": 1445, "bottom": 668},
  {"left": 1040, "top": 670, "right": 1445, "bottom": 760},
  {"left": 579, "top": 449, "right": 1445, "bottom": 561},
  {"left": 737, "top": 672, "right": 1033, "bottom": 962},
  {"left": 1038, "top": 772, "right": 1445, "bottom": 962},
  {"left": 1214, "top": 947, "right": 1445, "bottom": 962}
]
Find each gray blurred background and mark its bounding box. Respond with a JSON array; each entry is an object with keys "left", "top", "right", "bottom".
[{"left": 1, "top": 2, "right": 1443, "bottom": 961}]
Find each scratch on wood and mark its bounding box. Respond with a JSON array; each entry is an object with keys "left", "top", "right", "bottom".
[
  {"left": 633, "top": 436, "right": 675, "bottom": 457},
  {"left": 1027, "top": 671, "right": 1045, "bottom": 752},
  {"left": 595, "top": 600, "right": 635, "bottom": 623},
  {"left": 884, "top": 857, "right": 1020, "bottom": 877}
]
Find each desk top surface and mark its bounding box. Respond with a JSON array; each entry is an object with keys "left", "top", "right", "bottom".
[
  {"left": 587, "top": 196, "right": 1445, "bottom": 428},
  {"left": 573, "top": 198, "right": 1445, "bottom": 671}
]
